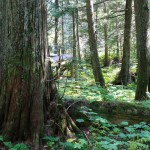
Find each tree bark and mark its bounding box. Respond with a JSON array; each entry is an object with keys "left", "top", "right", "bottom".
[
  {"left": 0, "top": 1, "right": 81, "bottom": 146},
  {"left": 116, "top": 17, "right": 120, "bottom": 60},
  {"left": 72, "top": 9, "right": 79, "bottom": 81},
  {"left": 0, "top": 1, "right": 47, "bottom": 144},
  {"left": 103, "top": 2, "right": 109, "bottom": 67},
  {"left": 61, "top": 1, "right": 65, "bottom": 54},
  {"left": 86, "top": 0, "right": 105, "bottom": 87},
  {"left": 54, "top": 0, "right": 59, "bottom": 54},
  {"left": 134, "top": 0, "right": 149, "bottom": 100},
  {"left": 76, "top": 0, "right": 81, "bottom": 61},
  {"left": 147, "top": 29, "right": 150, "bottom": 92},
  {"left": 0, "top": 0, "right": 5, "bottom": 126},
  {"left": 115, "top": 0, "right": 132, "bottom": 85}
]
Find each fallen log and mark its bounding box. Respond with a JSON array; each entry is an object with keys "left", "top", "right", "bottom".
[{"left": 64, "top": 100, "right": 150, "bottom": 125}]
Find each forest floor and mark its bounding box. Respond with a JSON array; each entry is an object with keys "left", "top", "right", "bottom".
[
  {"left": 58, "top": 63, "right": 137, "bottom": 102},
  {"left": 1, "top": 63, "right": 150, "bottom": 150},
  {"left": 50, "top": 63, "right": 150, "bottom": 150}
]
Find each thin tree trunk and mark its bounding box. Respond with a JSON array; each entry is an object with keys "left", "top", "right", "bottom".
[
  {"left": 54, "top": 0, "right": 59, "bottom": 54},
  {"left": 134, "top": 0, "right": 149, "bottom": 100},
  {"left": 76, "top": 0, "right": 81, "bottom": 61},
  {"left": 86, "top": 0, "right": 105, "bottom": 87},
  {"left": 116, "top": 17, "right": 120, "bottom": 60},
  {"left": 61, "top": 0, "right": 65, "bottom": 54},
  {"left": 103, "top": 2, "right": 109, "bottom": 67},
  {"left": 147, "top": 29, "right": 150, "bottom": 92},
  {"left": 71, "top": 10, "right": 79, "bottom": 80},
  {"left": 95, "top": 0, "right": 98, "bottom": 42},
  {"left": 115, "top": 0, "right": 132, "bottom": 85}
]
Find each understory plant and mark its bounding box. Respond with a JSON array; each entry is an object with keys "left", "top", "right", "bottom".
[{"left": 43, "top": 107, "right": 150, "bottom": 149}]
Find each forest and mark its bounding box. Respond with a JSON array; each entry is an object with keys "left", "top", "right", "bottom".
[{"left": 0, "top": 0, "right": 150, "bottom": 149}]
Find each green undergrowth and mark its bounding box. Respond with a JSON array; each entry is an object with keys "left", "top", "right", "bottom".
[
  {"left": 57, "top": 64, "right": 136, "bottom": 103},
  {"left": 0, "top": 137, "right": 29, "bottom": 150},
  {"left": 43, "top": 107, "right": 150, "bottom": 150},
  {"left": 50, "top": 63, "right": 150, "bottom": 149},
  {"left": 141, "top": 100, "right": 150, "bottom": 109},
  {"left": 1, "top": 107, "right": 150, "bottom": 150}
]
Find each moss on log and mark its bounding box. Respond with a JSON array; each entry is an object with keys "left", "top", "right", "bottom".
[{"left": 65, "top": 100, "right": 150, "bottom": 125}]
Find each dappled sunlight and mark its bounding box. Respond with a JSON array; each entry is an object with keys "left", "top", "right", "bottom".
[{"left": 57, "top": 64, "right": 136, "bottom": 103}]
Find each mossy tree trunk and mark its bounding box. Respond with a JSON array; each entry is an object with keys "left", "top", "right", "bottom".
[
  {"left": 0, "top": 1, "right": 80, "bottom": 146},
  {"left": 115, "top": 0, "right": 132, "bottom": 85},
  {"left": 134, "top": 0, "right": 149, "bottom": 100},
  {"left": 0, "top": 0, "right": 49, "bottom": 145},
  {"left": 0, "top": 0, "right": 5, "bottom": 125},
  {"left": 86, "top": 0, "right": 105, "bottom": 87}
]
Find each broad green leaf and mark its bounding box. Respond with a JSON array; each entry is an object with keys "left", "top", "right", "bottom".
[
  {"left": 113, "top": 128, "right": 121, "bottom": 134},
  {"left": 76, "top": 119, "right": 84, "bottom": 123},
  {"left": 78, "top": 139, "right": 87, "bottom": 145},
  {"left": 4, "top": 142, "right": 12, "bottom": 148},
  {"left": 120, "top": 121, "right": 129, "bottom": 127},
  {"left": 0, "top": 136, "right": 3, "bottom": 142},
  {"left": 118, "top": 133, "right": 127, "bottom": 139},
  {"left": 47, "top": 141, "right": 55, "bottom": 148},
  {"left": 125, "top": 127, "right": 135, "bottom": 133},
  {"left": 74, "top": 143, "right": 82, "bottom": 149}
]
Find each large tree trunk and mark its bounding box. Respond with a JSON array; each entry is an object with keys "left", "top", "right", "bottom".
[
  {"left": 115, "top": 0, "right": 132, "bottom": 85},
  {"left": 0, "top": 0, "right": 5, "bottom": 126},
  {"left": 134, "top": 0, "right": 149, "bottom": 100},
  {"left": 86, "top": 0, "right": 105, "bottom": 87},
  {"left": 0, "top": 1, "right": 80, "bottom": 147},
  {"left": 0, "top": 0, "right": 47, "bottom": 144}
]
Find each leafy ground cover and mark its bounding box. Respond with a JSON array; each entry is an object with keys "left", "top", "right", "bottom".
[
  {"left": 57, "top": 64, "right": 136, "bottom": 103},
  {"left": 0, "top": 137, "right": 29, "bottom": 150},
  {"left": 1, "top": 64, "right": 149, "bottom": 150},
  {"left": 47, "top": 63, "right": 150, "bottom": 150},
  {"left": 42, "top": 106, "right": 150, "bottom": 149},
  {"left": 1, "top": 110, "right": 150, "bottom": 150}
]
